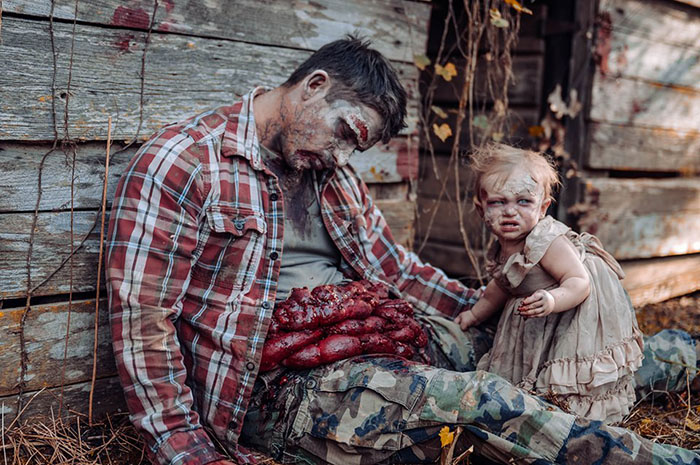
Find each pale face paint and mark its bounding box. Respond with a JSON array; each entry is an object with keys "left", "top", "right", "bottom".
[
  {"left": 480, "top": 171, "right": 549, "bottom": 250},
  {"left": 279, "top": 95, "right": 382, "bottom": 172}
]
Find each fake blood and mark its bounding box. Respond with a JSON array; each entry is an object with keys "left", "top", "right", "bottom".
[{"left": 260, "top": 280, "right": 428, "bottom": 371}]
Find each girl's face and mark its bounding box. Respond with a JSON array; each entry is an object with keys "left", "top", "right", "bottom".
[{"left": 479, "top": 171, "right": 551, "bottom": 245}]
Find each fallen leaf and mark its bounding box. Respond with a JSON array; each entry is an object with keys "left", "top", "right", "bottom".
[
  {"left": 472, "top": 115, "right": 489, "bottom": 130},
  {"left": 439, "top": 426, "right": 455, "bottom": 448},
  {"left": 686, "top": 418, "right": 700, "bottom": 431},
  {"left": 433, "top": 123, "right": 453, "bottom": 142},
  {"left": 504, "top": 0, "right": 533, "bottom": 14},
  {"left": 489, "top": 8, "right": 509, "bottom": 28},
  {"left": 413, "top": 54, "right": 431, "bottom": 71},
  {"left": 435, "top": 62, "right": 457, "bottom": 82},
  {"left": 492, "top": 132, "right": 504, "bottom": 142},
  {"left": 431, "top": 105, "right": 448, "bottom": 119}
]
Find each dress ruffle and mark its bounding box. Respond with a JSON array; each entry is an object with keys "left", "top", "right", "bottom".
[{"left": 479, "top": 216, "right": 644, "bottom": 423}]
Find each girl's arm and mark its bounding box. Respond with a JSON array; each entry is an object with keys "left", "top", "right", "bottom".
[
  {"left": 518, "top": 235, "right": 591, "bottom": 318},
  {"left": 455, "top": 279, "right": 509, "bottom": 330}
]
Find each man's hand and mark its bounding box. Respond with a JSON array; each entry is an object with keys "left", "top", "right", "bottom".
[
  {"left": 518, "top": 289, "right": 555, "bottom": 318},
  {"left": 454, "top": 310, "right": 480, "bottom": 331}
]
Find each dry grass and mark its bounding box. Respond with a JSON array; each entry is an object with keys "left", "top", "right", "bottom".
[{"left": 3, "top": 292, "right": 699, "bottom": 464}]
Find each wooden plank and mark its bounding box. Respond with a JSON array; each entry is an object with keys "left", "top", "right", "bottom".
[
  {"left": 0, "top": 210, "right": 103, "bottom": 299},
  {"left": 0, "top": 17, "right": 419, "bottom": 141},
  {"left": 0, "top": 299, "right": 115, "bottom": 396},
  {"left": 375, "top": 199, "right": 415, "bottom": 249},
  {"left": 415, "top": 195, "right": 485, "bottom": 247},
  {"left": 417, "top": 153, "right": 474, "bottom": 200},
  {"left": 0, "top": 376, "right": 126, "bottom": 422},
  {"left": 601, "top": 29, "right": 700, "bottom": 88},
  {"left": 4, "top": 0, "right": 430, "bottom": 64},
  {"left": 599, "top": 0, "right": 700, "bottom": 49},
  {"left": 415, "top": 241, "right": 484, "bottom": 283},
  {"left": 577, "top": 177, "right": 700, "bottom": 259},
  {"left": 588, "top": 122, "right": 700, "bottom": 173},
  {"left": 590, "top": 73, "right": 700, "bottom": 132},
  {"left": 621, "top": 253, "right": 700, "bottom": 306},
  {"left": 430, "top": 55, "right": 544, "bottom": 107},
  {"left": 0, "top": 137, "right": 416, "bottom": 212}
]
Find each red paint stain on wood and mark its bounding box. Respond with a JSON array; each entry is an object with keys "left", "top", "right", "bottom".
[
  {"left": 391, "top": 139, "right": 419, "bottom": 180},
  {"left": 595, "top": 12, "right": 613, "bottom": 76},
  {"left": 112, "top": 6, "right": 150, "bottom": 29},
  {"left": 114, "top": 32, "right": 135, "bottom": 52}
]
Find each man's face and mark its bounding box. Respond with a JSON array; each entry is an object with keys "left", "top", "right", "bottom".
[{"left": 280, "top": 93, "right": 383, "bottom": 171}]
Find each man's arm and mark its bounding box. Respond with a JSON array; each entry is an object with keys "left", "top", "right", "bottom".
[
  {"left": 350, "top": 172, "right": 481, "bottom": 317},
  {"left": 106, "top": 130, "right": 225, "bottom": 465}
]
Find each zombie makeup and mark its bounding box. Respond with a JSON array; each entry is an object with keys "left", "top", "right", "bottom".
[{"left": 479, "top": 171, "right": 549, "bottom": 248}]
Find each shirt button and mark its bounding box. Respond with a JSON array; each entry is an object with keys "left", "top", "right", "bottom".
[
  {"left": 234, "top": 219, "right": 245, "bottom": 230},
  {"left": 270, "top": 193, "right": 279, "bottom": 202},
  {"left": 270, "top": 251, "right": 279, "bottom": 260},
  {"left": 246, "top": 361, "right": 255, "bottom": 371},
  {"left": 305, "top": 378, "right": 317, "bottom": 389},
  {"left": 228, "top": 420, "right": 237, "bottom": 430},
  {"left": 262, "top": 301, "right": 271, "bottom": 309}
]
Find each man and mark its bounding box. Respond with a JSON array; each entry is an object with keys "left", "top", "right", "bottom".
[{"left": 106, "top": 37, "right": 699, "bottom": 465}]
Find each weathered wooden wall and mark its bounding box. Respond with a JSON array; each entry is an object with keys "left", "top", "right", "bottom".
[
  {"left": 0, "top": 0, "right": 431, "bottom": 421},
  {"left": 415, "top": 3, "right": 547, "bottom": 281},
  {"left": 577, "top": 0, "right": 700, "bottom": 305},
  {"left": 415, "top": 0, "right": 700, "bottom": 307}
]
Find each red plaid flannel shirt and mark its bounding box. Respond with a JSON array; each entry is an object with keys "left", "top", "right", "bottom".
[{"left": 106, "top": 88, "right": 480, "bottom": 465}]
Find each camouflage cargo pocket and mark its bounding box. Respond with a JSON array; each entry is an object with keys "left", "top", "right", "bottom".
[{"left": 290, "top": 355, "right": 436, "bottom": 454}]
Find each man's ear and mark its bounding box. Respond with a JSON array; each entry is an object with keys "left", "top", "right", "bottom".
[{"left": 302, "top": 70, "right": 331, "bottom": 101}]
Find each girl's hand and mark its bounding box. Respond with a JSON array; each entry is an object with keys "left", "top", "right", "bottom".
[
  {"left": 518, "top": 289, "right": 555, "bottom": 318},
  {"left": 455, "top": 310, "right": 480, "bottom": 330}
]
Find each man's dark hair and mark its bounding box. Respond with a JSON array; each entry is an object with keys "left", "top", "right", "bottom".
[{"left": 283, "top": 35, "right": 407, "bottom": 144}]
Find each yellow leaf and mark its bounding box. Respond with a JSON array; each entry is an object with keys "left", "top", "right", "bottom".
[
  {"left": 413, "top": 54, "right": 431, "bottom": 71},
  {"left": 439, "top": 426, "right": 455, "bottom": 448},
  {"left": 686, "top": 418, "right": 700, "bottom": 431},
  {"left": 431, "top": 105, "right": 448, "bottom": 119},
  {"left": 528, "top": 125, "right": 545, "bottom": 138},
  {"left": 489, "top": 8, "right": 509, "bottom": 28},
  {"left": 432, "top": 123, "right": 453, "bottom": 142},
  {"left": 491, "top": 132, "right": 504, "bottom": 142},
  {"left": 435, "top": 62, "right": 457, "bottom": 82},
  {"left": 504, "top": 0, "right": 533, "bottom": 14}
]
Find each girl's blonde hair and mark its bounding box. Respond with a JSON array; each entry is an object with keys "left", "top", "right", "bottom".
[{"left": 470, "top": 143, "right": 560, "bottom": 209}]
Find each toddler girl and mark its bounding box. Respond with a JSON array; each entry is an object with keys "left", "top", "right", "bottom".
[{"left": 455, "top": 143, "right": 644, "bottom": 423}]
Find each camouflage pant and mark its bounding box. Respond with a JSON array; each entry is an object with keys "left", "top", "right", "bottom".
[{"left": 240, "top": 317, "right": 699, "bottom": 464}]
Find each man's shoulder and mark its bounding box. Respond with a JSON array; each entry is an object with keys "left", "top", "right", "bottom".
[{"left": 164, "top": 102, "right": 244, "bottom": 144}]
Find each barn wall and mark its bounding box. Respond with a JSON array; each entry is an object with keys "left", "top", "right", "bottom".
[
  {"left": 0, "top": 0, "right": 431, "bottom": 420},
  {"left": 414, "top": 3, "right": 547, "bottom": 281},
  {"left": 577, "top": 0, "right": 700, "bottom": 305}
]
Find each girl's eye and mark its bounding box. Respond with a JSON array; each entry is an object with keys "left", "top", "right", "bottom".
[
  {"left": 518, "top": 199, "right": 531, "bottom": 205},
  {"left": 487, "top": 200, "right": 504, "bottom": 206}
]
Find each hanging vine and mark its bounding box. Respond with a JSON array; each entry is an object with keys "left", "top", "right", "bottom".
[{"left": 415, "top": 0, "right": 527, "bottom": 284}]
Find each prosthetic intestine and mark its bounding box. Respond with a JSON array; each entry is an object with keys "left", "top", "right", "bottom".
[{"left": 260, "top": 280, "right": 429, "bottom": 372}]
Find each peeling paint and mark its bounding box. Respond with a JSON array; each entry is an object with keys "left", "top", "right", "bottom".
[{"left": 112, "top": 5, "right": 150, "bottom": 29}]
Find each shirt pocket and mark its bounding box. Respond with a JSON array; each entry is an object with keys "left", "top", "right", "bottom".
[{"left": 191, "top": 204, "right": 267, "bottom": 292}]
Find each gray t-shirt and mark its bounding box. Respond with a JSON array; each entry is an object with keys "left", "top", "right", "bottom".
[{"left": 260, "top": 147, "right": 346, "bottom": 301}]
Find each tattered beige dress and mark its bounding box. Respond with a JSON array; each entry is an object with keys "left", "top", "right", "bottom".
[{"left": 477, "top": 216, "right": 644, "bottom": 423}]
